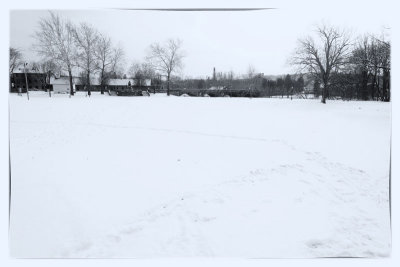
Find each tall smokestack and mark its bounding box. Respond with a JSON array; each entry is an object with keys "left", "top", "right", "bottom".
[{"left": 213, "top": 67, "right": 216, "bottom": 81}]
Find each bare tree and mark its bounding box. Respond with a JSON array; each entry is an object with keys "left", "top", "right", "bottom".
[
  {"left": 108, "top": 46, "right": 125, "bottom": 78},
  {"left": 146, "top": 39, "right": 185, "bottom": 95},
  {"left": 128, "top": 61, "right": 155, "bottom": 86},
  {"left": 9, "top": 47, "right": 23, "bottom": 91},
  {"left": 32, "top": 59, "right": 60, "bottom": 75},
  {"left": 31, "top": 59, "right": 60, "bottom": 90},
  {"left": 34, "top": 11, "right": 77, "bottom": 96},
  {"left": 227, "top": 70, "right": 235, "bottom": 80},
  {"left": 94, "top": 34, "right": 113, "bottom": 94},
  {"left": 376, "top": 39, "right": 390, "bottom": 101},
  {"left": 72, "top": 23, "right": 99, "bottom": 91},
  {"left": 368, "top": 38, "right": 381, "bottom": 100},
  {"left": 247, "top": 64, "right": 256, "bottom": 79},
  {"left": 351, "top": 35, "right": 371, "bottom": 100},
  {"left": 291, "top": 24, "right": 351, "bottom": 103},
  {"left": 10, "top": 47, "right": 23, "bottom": 75},
  {"left": 349, "top": 32, "right": 390, "bottom": 101},
  {"left": 284, "top": 74, "right": 293, "bottom": 98},
  {"left": 128, "top": 62, "right": 141, "bottom": 78}
]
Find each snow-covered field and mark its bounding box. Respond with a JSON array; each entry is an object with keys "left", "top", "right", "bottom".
[{"left": 9, "top": 92, "right": 391, "bottom": 258}]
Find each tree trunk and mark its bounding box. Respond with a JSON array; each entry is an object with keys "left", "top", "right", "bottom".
[
  {"left": 68, "top": 68, "right": 74, "bottom": 96},
  {"left": 167, "top": 73, "right": 170, "bottom": 96},
  {"left": 382, "top": 71, "right": 386, "bottom": 101},
  {"left": 361, "top": 70, "right": 368, "bottom": 100},
  {"left": 371, "top": 72, "right": 377, "bottom": 101},
  {"left": 383, "top": 69, "right": 390, "bottom": 102},
  {"left": 321, "top": 83, "right": 327, "bottom": 104},
  {"left": 100, "top": 69, "right": 105, "bottom": 94},
  {"left": 87, "top": 72, "right": 90, "bottom": 89}
]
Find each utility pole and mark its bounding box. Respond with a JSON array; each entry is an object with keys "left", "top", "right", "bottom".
[{"left": 23, "top": 62, "right": 29, "bottom": 100}]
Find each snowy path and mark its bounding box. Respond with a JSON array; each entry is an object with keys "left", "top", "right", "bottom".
[{"left": 9, "top": 93, "right": 391, "bottom": 258}]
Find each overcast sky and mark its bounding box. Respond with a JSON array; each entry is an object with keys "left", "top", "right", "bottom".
[{"left": 10, "top": 7, "right": 391, "bottom": 78}]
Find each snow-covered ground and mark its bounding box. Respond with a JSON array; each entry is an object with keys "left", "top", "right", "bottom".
[{"left": 9, "top": 92, "right": 391, "bottom": 258}]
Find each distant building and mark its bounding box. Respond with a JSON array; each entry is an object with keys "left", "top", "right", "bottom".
[
  {"left": 107, "top": 78, "right": 151, "bottom": 90},
  {"left": 304, "top": 80, "right": 313, "bottom": 93},
  {"left": 253, "top": 73, "right": 264, "bottom": 78},
  {"left": 208, "top": 86, "right": 225, "bottom": 90},
  {"left": 50, "top": 76, "right": 79, "bottom": 94},
  {"left": 304, "top": 80, "right": 320, "bottom": 93},
  {"left": 10, "top": 70, "right": 47, "bottom": 92},
  {"left": 108, "top": 78, "right": 135, "bottom": 88},
  {"left": 133, "top": 78, "right": 151, "bottom": 87}
]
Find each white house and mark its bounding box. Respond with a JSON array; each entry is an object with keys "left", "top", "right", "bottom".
[
  {"left": 139, "top": 78, "right": 152, "bottom": 87},
  {"left": 50, "top": 76, "right": 79, "bottom": 94}
]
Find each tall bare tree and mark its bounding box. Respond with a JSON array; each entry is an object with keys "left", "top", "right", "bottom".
[
  {"left": 368, "top": 38, "right": 381, "bottom": 100},
  {"left": 110, "top": 46, "right": 125, "bottom": 78},
  {"left": 9, "top": 47, "right": 22, "bottom": 75},
  {"left": 31, "top": 59, "right": 60, "bottom": 89},
  {"left": 350, "top": 32, "right": 390, "bottom": 101},
  {"left": 284, "top": 74, "right": 293, "bottom": 98},
  {"left": 227, "top": 70, "right": 235, "bottom": 81},
  {"left": 146, "top": 39, "right": 184, "bottom": 95},
  {"left": 73, "top": 23, "right": 99, "bottom": 91},
  {"left": 247, "top": 64, "right": 256, "bottom": 79},
  {"left": 291, "top": 24, "right": 351, "bottom": 103},
  {"left": 34, "top": 11, "right": 77, "bottom": 96},
  {"left": 128, "top": 62, "right": 155, "bottom": 86},
  {"left": 9, "top": 47, "right": 23, "bottom": 91},
  {"left": 351, "top": 36, "right": 371, "bottom": 100},
  {"left": 373, "top": 34, "right": 390, "bottom": 101},
  {"left": 31, "top": 59, "right": 60, "bottom": 75},
  {"left": 95, "top": 34, "right": 113, "bottom": 94}
]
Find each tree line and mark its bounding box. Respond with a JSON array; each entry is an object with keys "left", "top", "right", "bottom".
[
  {"left": 291, "top": 23, "right": 390, "bottom": 103},
  {"left": 169, "top": 72, "right": 306, "bottom": 98}
]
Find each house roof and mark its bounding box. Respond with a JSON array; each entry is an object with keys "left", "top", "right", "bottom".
[{"left": 13, "top": 69, "right": 46, "bottom": 74}]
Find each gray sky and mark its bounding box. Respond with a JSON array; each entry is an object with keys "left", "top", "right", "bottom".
[{"left": 10, "top": 7, "right": 391, "bottom": 78}]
